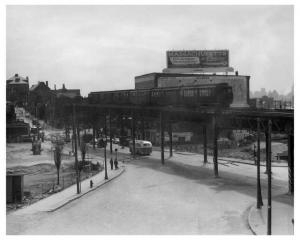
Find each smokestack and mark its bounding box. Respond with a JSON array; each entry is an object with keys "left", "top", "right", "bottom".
[
  {"left": 54, "top": 84, "right": 56, "bottom": 90},
  {"left": 62, "top": 83, "right": 65, "bottom": 89},
  {"left": 235, "top": 71, "right": 239, "bottom": 76},
  {"left": 46, "top": 81, "right": 48, "bottom": 87},
  {"left": 15, "top": 73, "right": 18, "bottom": 77}
]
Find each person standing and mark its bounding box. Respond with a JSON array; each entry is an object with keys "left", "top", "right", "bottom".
[
  {"left": 80, "top": 141, "right": 87, "bottom": 162},
  {"left": 110, "top": 158, "right": 113, "bottom": 170},
  {"left": 114, "top": 148, "right": 118, "bottom": 169}
]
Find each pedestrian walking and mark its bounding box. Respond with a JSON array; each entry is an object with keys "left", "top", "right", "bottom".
[
  {"left": 110, "top": 158, "right": 113, "bottom": 170},
  {"left": 114, "top": 158, "right": 118, "bottom": 169}
]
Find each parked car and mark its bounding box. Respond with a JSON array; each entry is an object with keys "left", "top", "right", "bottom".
[
  {"left": 30, "top": 127, "right": 38, "bottom": 135},
  {"left": 129, "top": 140, "right": 152, "bottom": 155},
  {"left": 32, "top": 119, "right": 40, "bottom": 127},
  {"left": 97, "top": 138, "right": 107, "bottom": 148},
  {"left": 120, "top": 136, "right": 130, "bottom": 146},
  {"left": 113, "top": 137, "right": 120, "bottom": 144}
]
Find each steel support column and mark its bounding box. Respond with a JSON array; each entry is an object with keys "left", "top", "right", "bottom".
[
  {"left": 77, "top": 124, "right": 80, "bottom": 147},
  {"left": 92, "top": 125, "right": 96, "bottom": 149},
  {"left": 103, "top": 114, "right": 108, "bottom": 180},
  {"left": 169, "top": 122, "right": 173, "bottom": 157},
  {"left": 288, "top": 133, "right": 294, "bottom": 194},
  {"left": 203, "top": 125, "right": 208, "bottom": 164},
  {"left": 141, "top": 116, "right": 145, "bottom": 140},
  {"left": 265, "top": 130, "right": 269, "bottom": 174},
  {"left": 120, "top": 114, "right": 125, "bottom": 147},
  {"left": 109, "top": 112, "right": 113, "bottom": 154},
  {"left": 213, "top": 116, "right": 218, "bottom": 177},
  {"left": 267, "top": 120, "right": 272, "bottom": 235},
  {"left": 256, "top": 118, "right": 263, "bottom": 209},
  {"left": 132, "top": 112, "right": 136, "bottom": 158},
  {"left": 71, "top": 129, "right": 74, "bottom": 153},
  {"left": 160, "top": 111, "right": 165, "bottom": 165}
]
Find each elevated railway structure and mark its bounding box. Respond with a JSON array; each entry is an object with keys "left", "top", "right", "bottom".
[
  {"left": 63, "top": 92, "right": 293, "bottom": 235},
  {"left": 64, "top": 102, "right": 293, "bottom": 190}
]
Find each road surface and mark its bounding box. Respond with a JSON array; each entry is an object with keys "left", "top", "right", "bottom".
[{"left": 7, "top": 149, "right": 290, "bottom": 235}]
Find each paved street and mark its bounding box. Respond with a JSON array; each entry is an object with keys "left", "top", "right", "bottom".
[{"left": 7, "top": 149, "right": 291, "bottom": 235}]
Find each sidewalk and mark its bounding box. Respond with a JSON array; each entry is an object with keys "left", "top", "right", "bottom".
[
  {"left": 248, "top": 194, "right": 294, "bottom": 235},
  {"left": 9, "top": 165, "right": 125, "bottom": 216}
]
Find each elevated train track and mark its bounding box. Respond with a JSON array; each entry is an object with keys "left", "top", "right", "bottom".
[{"left": 63, "top": 82, "right": 294, "bottom": 203}]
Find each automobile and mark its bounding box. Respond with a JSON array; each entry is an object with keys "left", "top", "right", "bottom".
[
  {"left": 129, "top": 140, "right": 152, "bottom": 155},
  {"left": 112, "top": 137, "right": 120, "bottom": 144},
  {"left": 120, "top": 136, "right": 130, "bottom": 146},
  {"left": 97, "top": 138, "right": 107, "bottom": 148},
  {"left": 32, "top": 119, "right": 39, "bottom": 126},
  {"left": 82, "top": 134, "right": 93, "bottom": 143},
  {"left": 30, "top": 127, "right": 38, "bottom": 135},
  {"left": 20, "top": 135, "right": 32, "bottom": 143}
]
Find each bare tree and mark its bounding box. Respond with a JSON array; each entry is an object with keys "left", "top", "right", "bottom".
[
  {"left": 80, "top": 140, "right": 87, "bottom": 163},
  {"left": 53, "top": 140, "right": 64, "bottom": 185}
]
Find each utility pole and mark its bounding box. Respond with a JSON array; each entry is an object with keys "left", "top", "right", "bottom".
[
  {"left": 160, "top": 111, "right": 165, "bottom": 165},
  {"left": 203, "top": 125, "right": 207, "bottom": 164},
  {"left": 256, "top": 118, "right": 263, "bottom": 208},
  {"left": 92, "top": 125, "right": 96, "bottom": 149},
  {"left": 104, "top": 114, "right": 108, "bottom": 180},
  {"left": 72, "top": 104, "right": 80, "bottom": 194},
  {"left": 267, "top": 120, "right": 272, "bottom": 235},
  {"left": 212, "top": 115, "right": 219, "bottom": 177}
]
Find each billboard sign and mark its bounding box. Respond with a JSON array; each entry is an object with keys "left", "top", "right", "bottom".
[{"left": 167, "top": 50, "right": 229, "bottom": 68}]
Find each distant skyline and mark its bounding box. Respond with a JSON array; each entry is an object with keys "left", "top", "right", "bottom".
[{"left": 6, "top": 5, "right": 294, "bottom": 96}]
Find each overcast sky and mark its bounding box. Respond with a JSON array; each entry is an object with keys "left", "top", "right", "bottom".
[{"left": 6, "top": 5, "right": 293, "bottom": 96}]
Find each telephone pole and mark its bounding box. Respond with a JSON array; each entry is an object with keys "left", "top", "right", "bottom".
[{"left": 72, "top": 104, "right": 80, "bottom": 194}]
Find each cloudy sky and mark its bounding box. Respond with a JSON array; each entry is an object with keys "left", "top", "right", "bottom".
[{"left": 6, "top": 5, "right": 293, "bottom": 96}]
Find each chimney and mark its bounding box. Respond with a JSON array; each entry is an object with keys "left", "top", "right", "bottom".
[
  {"left": 62, "top": 84, "right": 66, "bottom": 89},
  {"left": 46, "top": 81, "right": 48, "bottom": 87},
  {"left": 54, "top": 84, "right": 56, "bottom": 90},
  {"left": 15, "top": 73, "right": 18, "bottom": 77},
  {"left": 235, "top": 71, "right": 239, "bottom": 76}
]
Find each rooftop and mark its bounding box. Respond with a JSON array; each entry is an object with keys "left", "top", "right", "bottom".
[{"left": 7, "top": 74, "right": 29, "bottom": 85}]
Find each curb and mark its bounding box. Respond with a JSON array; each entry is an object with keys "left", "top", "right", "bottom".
[
  {"left": 247, "top": 204, "right": 258, "bottom": 235},
  {"left": 47, "top": 167, "right": 125, "bottom": 212}
]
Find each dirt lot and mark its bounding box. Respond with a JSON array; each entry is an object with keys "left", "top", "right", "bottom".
[{"left": 6, "top": 141, "right": 103, "bottom": 213}]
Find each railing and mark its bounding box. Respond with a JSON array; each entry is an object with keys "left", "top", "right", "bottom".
[{"left": 253, "top": 100, "right": 293, "bottom": 110}]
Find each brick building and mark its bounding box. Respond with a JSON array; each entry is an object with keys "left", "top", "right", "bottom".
[
  {"left": 28, "top": 81, "right": 56, "bottom": 120},
  {"left": 6, "top": 74, "right": 29, "bottom": 106}
]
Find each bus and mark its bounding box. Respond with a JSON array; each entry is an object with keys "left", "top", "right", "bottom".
[{"left": 129, "top": 140, "right": 152, "bottom": 155}]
